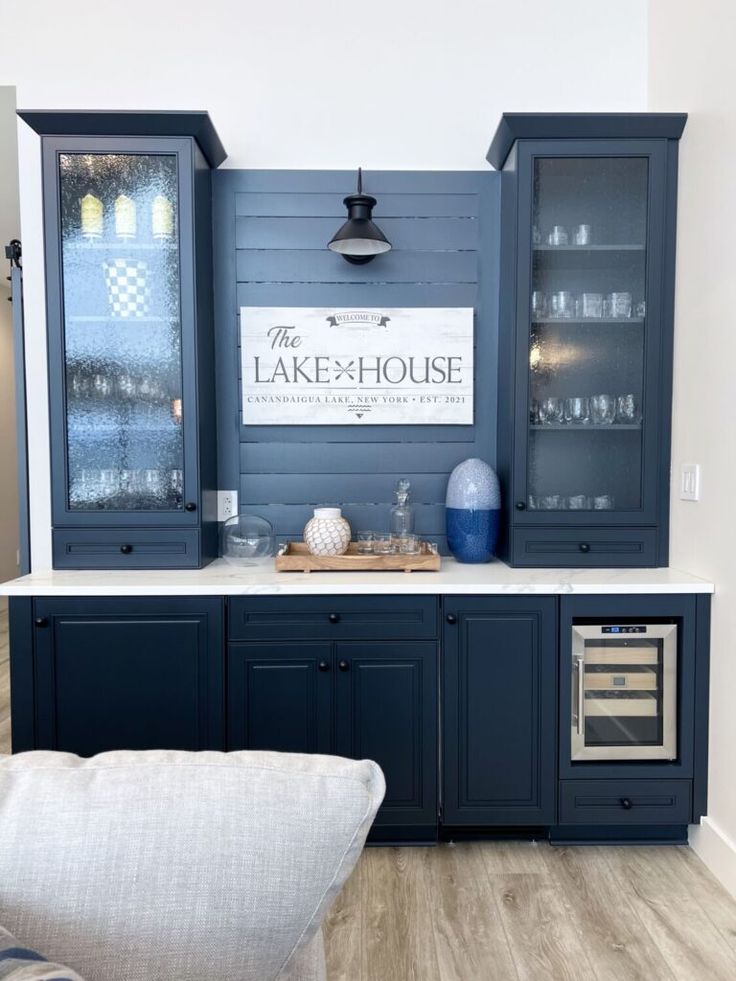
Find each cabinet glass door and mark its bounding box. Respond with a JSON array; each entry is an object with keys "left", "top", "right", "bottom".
[
  {"left": 58, "top": 152, "right": 184, "bottom": 512},
  {"left": 571, "top": 623, "right": 677, "bottom": 761},
  {"left": 525, "top": 156, "right": 649, "bottom": 516}
]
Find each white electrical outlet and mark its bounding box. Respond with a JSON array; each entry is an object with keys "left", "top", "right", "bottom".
[
  {"left": 217, "top": 490, "right": 238, "bottom": 522},
  {"left": 680, "top": 464, "right": 700, "bottom": 502}
]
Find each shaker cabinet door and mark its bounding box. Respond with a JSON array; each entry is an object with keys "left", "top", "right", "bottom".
[
  {"left": 227, "top": 643, "right": 333, "bottom": 755},
  {"left": 32, "top": 597, "right": 224, "bottom": 755},
  {"left": 442, "top": 597, "right": 557, "bottom": 825},
  {"left": 334, "top": 641, "right": 438, "bottom": 831}
]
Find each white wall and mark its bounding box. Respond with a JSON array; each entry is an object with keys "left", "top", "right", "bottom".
[
  {"left": 3, "top": 0, "right": 647, "bottom": 170},
  {"left": 649, "top": 0, "right": 736, "bottom": 898},
  {"left": 1, "top": 0, "right": 649, "bottom": 570},
  {"left": 0, "top": 87, "right": 20, "bottom": 584}
]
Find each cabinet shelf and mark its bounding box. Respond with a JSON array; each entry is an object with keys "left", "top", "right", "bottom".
[
  {"left": 534, "top": 244, "right": 646, "bottom": 253},
  {"left": 64, "top": 242, "right": 178, "bottom": 252},
  {"left": 67, "top": 316, "right": 179, "bottom": 324},
  {"left": 532, "top": 318, "right": 644, "bottom": 327},
  {"left": 530, "top": 424, "right": 642, "bottom": 431}
]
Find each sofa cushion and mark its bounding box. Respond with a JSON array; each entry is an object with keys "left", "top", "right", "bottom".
[
  {"left": 0, "top": 750, "right": 384, "bottom": 981},
  {"left": 0, "top": 926, "right": 85, "bottom": 980}
]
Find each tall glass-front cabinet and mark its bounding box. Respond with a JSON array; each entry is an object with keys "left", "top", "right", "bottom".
[
  {"left": 22, "top": 112, "right": 226, "bottom": 568},
  {"left": 489, "top": 114, "right": 687, "bottom": 567}
]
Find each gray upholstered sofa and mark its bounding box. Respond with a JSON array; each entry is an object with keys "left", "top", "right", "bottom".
[{"left": 0, "top": 749, "right": 384, "bottom": 981}]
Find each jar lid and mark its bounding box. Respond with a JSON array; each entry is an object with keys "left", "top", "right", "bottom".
[{"left": 314, "top": 507, "right": 342, "bottom": 520}]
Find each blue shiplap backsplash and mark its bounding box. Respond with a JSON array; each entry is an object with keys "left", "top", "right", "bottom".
[{"left": 212, "top": 169, "right": 501, "bottom": 551}]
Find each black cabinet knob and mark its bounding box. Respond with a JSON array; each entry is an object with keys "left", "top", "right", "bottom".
[
  {"left": 620, "top": 797, "right": 633, "bottom": 810},
  {"left": 328, "top": 613, "right": 340, "bottom": 624},
  {"left": 579, "top": 542, "right": 591, "bottom": 553},
  {"left": 318, "top": 660, "right": 330, "bottom": 672},
  {"left": 120, "top": 544, "right": 133, "bottom": 555},
  {"left": 34, "top": 617, "right": 48, "bottom": 628},
  {"left": 446, "top": 614, "right": 458, "bottom": 625},
  {"left": 184, "top": 502, "right": 197, "bottom": 512},
  {"left": 515, "top": 501, "right": 527, "bottom": 511},
  {"left": 338, "top": 659, "right": 350, "bottom": 672}
]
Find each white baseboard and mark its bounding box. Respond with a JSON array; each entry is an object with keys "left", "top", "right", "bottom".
[{"left": 690, "top": 816, "right": 736, "bottom": 900}]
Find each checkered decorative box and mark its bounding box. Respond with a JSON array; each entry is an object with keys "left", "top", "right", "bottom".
[{"left": 102, "top": 259, "right": 151, "bottom": 318}]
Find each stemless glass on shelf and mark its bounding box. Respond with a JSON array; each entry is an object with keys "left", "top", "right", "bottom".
[
  {"left": 589, "top": 394, "right": 616, "bottom": 425},
  {"left": 563, "top": 396, "right": 590, "bottom": 425}
]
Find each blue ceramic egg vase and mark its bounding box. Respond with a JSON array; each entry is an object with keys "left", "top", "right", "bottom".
[{"left": 446, "top": 458, "right": 501, "bottom": 563}]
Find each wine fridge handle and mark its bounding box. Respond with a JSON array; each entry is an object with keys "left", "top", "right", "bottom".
[{"left": 575, "top": 655, "right": 585, "bottom": 735}]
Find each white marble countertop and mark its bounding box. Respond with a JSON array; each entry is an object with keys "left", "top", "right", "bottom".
[{"left": 0, "top": 558, "right": 714, "bottom": 596}]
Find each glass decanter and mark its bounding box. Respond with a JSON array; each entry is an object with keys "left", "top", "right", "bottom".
[{"left": 389, "top": 478, "right": 415, "bottom": 538}]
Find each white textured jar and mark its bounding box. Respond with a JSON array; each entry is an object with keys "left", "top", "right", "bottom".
[{"left": 304, "top": 507, "right": 351, "bottom": 556}]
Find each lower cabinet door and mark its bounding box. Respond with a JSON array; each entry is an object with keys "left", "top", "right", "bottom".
[
  {"left": 334, "top": 641, "right": 438, "bottom": 831},
  {"left": 228, "top": 643, "right": 333, "bottom": 755},
  {"left": 32, "top": 597, "right": 224, "bottom": 755},
  {"left": 443, "top": 597, "right": 557, "bottom": 825}
]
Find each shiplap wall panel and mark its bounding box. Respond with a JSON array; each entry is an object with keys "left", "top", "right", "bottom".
[{"left": 213, "top": 169, "right": 500, "bottom": 551}]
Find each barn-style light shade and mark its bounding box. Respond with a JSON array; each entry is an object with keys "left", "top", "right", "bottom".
[{"left": 327, "top": 168, "right": 392, "bottom": 265}]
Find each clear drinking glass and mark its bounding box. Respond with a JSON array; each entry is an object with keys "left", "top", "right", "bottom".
[
  {"left": 568, "top": 494, "right": 593, "bottom": 509},
  {"left": 547, "top": 225, "right": 569, "bottom": 246},
  {"left": 357, "top": 532, "right": 375, "bottom": 554},
  {"left": 573, "top": 224, "right": 592, "bottom": 245},
  {"left": 549, "top": 291, "right": 576, "bottom": 319},
  {"left": 531, "top": 291, "right": 547, "bottom": 319},
  {"left": 616, "top": 393, "right": 642, "bottom": 424},
  {"left": 373, "top": 534, "right": 396, "bottom": 555},
  {"left": 608, "top": 291, "right": 632, "bottom": 318},
  {"left": 538, "top": 396, "right": 564, "bottom": 425},
  {"left": 589, "top": 394, "right": 616, "bottom": 425},
  {"left": 593, "top": 494, "right": 614, "bottom": 510},
  {"left": 577, "top": 293, "right": 603, "bottom": 319},
  {"left": 563, "top": 396, "right": 590, "bottom": 425},
  {"left": 398, "top": 534, "right": 420, "bottom": 554},
  {"left": 539, "top": 494, "right": 563, "bottom": 510}
]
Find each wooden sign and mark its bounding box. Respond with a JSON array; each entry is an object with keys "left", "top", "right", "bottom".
[{"left": 240, "top": 306, "right": 474, "bottom": 425}]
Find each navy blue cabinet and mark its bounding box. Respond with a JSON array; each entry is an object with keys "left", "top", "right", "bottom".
[
  {"left": 16, "top": 596, "right": 224, "bottom": 755},
  {"left": 335, "top": 642, "right": 437, "bottom": 835},
  {"left": 442, "top": 596, "right": 557, "bottom": 825},
  {"left": 21, "top": 112, "right": 225, "bottom": 569},
  {"left": 490, "top": 114, "right": 687, "bottom": 567},
  {"left": 227, "top": 642, "right": 333, "bottom": 755},
  {"left": 227, "top": 597, "right": 439, "bottom": 839}
]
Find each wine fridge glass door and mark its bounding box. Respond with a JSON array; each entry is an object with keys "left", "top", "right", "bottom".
[{"left": 571, "top": 623, "right": 677, "bottom": 761}]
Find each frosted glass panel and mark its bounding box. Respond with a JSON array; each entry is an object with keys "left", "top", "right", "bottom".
[
  {"left": 58, "top": 153, "right": 184, "bottom": 511},
  {"left": 526, "top": 157, "right": 648, "bottom": 512}
]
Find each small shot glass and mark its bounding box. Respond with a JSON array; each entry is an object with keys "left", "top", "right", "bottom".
[
  {"left": 356, "top": 531, "right": 375, "bottom": 554},
  {"left": 373, "top": 534, "right": 397, "bottom": 555}
]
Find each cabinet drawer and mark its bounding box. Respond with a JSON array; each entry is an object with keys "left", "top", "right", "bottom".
[
  {"left": 53, "top": 529, "right": 200, "bottom": 569},
  {"left": 227, "top": 596, "right": 438, "bottom": 641},
  {"left": 513, "top": 528, "right": 658, "bottom": 567},
  {"left": 559, "top": 779, "right": 692, "bottom": 825}
]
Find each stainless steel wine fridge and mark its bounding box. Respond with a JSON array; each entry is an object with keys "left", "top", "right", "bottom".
[{"left": 571, "top": 623, "right": 677, "bottom": 761}]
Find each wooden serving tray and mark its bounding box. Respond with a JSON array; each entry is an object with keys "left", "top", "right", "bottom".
[{"left": 275, "top": 541, "right": 441, "bottom": 573}]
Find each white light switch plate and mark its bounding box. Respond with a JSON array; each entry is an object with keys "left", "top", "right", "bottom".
[
  {"left": 217, "top": 490, "right": 238, "bottom": 522},
  {"left": 680, "top": 464, "right": 700, "bottom": 502}
]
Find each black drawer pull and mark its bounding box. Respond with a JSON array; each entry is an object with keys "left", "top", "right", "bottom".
[
  {"left": 318, "top": 660, "right": 330, "bottom": 672},
  {"left": 620, "top": 797, "right": 633, "bottom": 810},
  {"left": 446, "top": 614, "right": 457, "bottom": 625},
  {"left": 34, "top": 617, "right": 48, "bottom": 628},
  {"left": 338, "top": 659, "right": 350, "bottom": 672},
  {"left": 328, "top": 613, "right": 340, "bottom": 624},
  {"left": 515, "top": 501, "right": 526, "bottom": 511},
  {"left": 184, "top": 502, "right": 197, "bottom": 512},
  {"left": 120, "top": 544, "right": 133, "bottom": 555},
  {"left": 579, "top": 542, "right": 591, "bottom": 553}
]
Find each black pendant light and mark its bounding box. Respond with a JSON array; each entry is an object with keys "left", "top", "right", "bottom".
[{"left": 327, "top": 168, "right": 392, "bottom": 264}]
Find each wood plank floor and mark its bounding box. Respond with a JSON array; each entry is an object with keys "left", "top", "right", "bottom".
[
  {"left": 325, "top": 842, "right": 736, "bottom": 981},
  {"left": 2, "top": 604, "right": 736, "bottom": 979}
]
